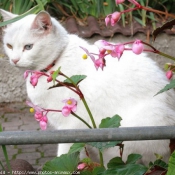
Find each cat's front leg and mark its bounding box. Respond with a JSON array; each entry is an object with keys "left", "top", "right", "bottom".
[{"left": 57, "top": 143, "right": 73, "bottom": 156}]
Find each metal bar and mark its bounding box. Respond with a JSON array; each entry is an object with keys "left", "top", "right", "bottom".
[{"left": 0, "top": 126, "right": 175, "bottom": 145}]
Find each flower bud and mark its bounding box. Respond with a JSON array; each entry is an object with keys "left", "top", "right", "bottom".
[
  {"left": 166, "top": 70, "right": 173, "bottom": 80},
  {"left": 34, "top": 112, "right": 43, "bottom": 121},
  {"left": 40, "top": 121, "right": 47, "bottom": 130},
  {"left": 111, "top": 12, "right": 121, "bottom": 23},
  {"left": 115, "top": 0, "right": 125, "bottom": 4},
  {"left": 132, "top": 40, "right": 144, "bottom": 55},
  {"left": 77, "top": 163, "right": 87, "bottom": 170},
  {"left": 105, "top": 16, "right": 110, "bottom": 26},
  {"left": 47, "top": 76, "right": 53, "bottom": 82},
  {"left": 62, "top": 106, "right": 71, "bottom": 117}
]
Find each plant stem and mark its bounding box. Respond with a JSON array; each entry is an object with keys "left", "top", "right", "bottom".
[
  {"left": 157, "top": 51, "right": 175, "bottom": 61},
  {"left": 81, "top": 98, "right": 97, "bottom": 129},
  {"left": 0, "top": 125, "right": 12, "bottom": 175},
  {"left": 57, "top": 72, "right": 103, "bottom": 165},
  {"left": 71, "top": 112, "right": 92, "bottom": 129},
  {"left": 141, "top": 41, "right": 175, "bottom": 61},
  {"left": 0, "top": 161, "right": 5, "bottom": 171},
  {"left": 60, "top": 72, "right": 97, "bottom": 128},
  {"left": 99, "top": 150, "right": 104, "bottom": 167},
  {"left": 142, "top": 6, "right": 175, "bottom": 19}
]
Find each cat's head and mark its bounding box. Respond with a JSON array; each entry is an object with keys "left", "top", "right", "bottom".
[{"left": 0, "top": 9, "right": 68, "bottom": 70}]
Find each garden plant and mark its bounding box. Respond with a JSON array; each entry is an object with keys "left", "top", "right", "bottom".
[{"left": 1, "top": 0, "right": 175, "bottom": 175}]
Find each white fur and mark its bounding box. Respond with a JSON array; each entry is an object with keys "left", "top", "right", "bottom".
[{"left": 2, "top": 10, "right": 175, "bottom": 165}]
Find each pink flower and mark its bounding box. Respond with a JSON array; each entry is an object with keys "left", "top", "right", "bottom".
[
  {"left": 26, "top": 101, "right": 48, "bottom": 130},
  {"left": 110, "top": 44, "right": 125, "bottom": 59},
  {"left": 34, "top": 111, "right": 43, "bottom": 121},
  {"left": 39, "top": 115, "right": 48, "bottom": 130},
  {"left": 94, "top": 58, "right": 106, "bottom": 70},
  {"left": 40, "top": 120, "right": 47, "bottom": 130},
  {"left": 95, "top": 40, "right": 125, "bottom": 60},
  {"left": 30, "top": 73, "right": 42, "bottom": 87},
  {"left": 94, "top": 40, "right": 110, "bottom": 50},
  {"left": 79, "top": 46, "right": 96, "bottom": 62},
  {"left": 115, "top": 0, "right": 125, "bottom": 4},
  {"left": 62, "top": 106, "right": 72, "bottom": 117},
  {"left": 132, "top": 39, "right": 144, "bottom": 55},
  {"left": 105, "top": 17, "right": 110, "bottom": 26},
  {"left": 105, "top": 12, "right": 121, "bottom": 26},
  {"left": 23, "top": 70, "right": 45, "bottom": 88},
  {"left": 47, "top": 71, "right": 54, "bottom": 82},
  {"left": 26, "top": 101, "right": 44, "bottom": 112},
  {"left": 62, "top": 98, "right": 77, "bottom": 117},
  {"left": 166, "top": 70, "right": 173, "bottom": 80},
  {"left": 47, "top": 76, "right": 53, "bottom": 82},
  {"left": 80, "top": 46, "right": 106, "bottom": 70},
  {"left": 77, "top": 163, "right": 87, "bottom": 170}
]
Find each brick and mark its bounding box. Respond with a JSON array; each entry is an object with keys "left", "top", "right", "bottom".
[
  {"left": 19, "top": 124, "right": 40, "bottom": 130},
  {"left": 16, "top": 152, "right": 41, "bottom": 160}
]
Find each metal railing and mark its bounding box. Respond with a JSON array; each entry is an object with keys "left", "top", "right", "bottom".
[{"left": 0, "top": 126, "right": 175, "bottom": 145}]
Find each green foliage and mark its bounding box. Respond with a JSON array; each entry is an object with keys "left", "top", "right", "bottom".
[
  {"left": 52, "top": 66, "right": 61, "bottom": 85},
  {"left": 68, "top": 143, "right": 85, "bottom": 154},
  {"left": 88, "top": 141, "right": 121, "bottom": 152},
  {"left": 64, "top": 75, "right": 87, "bottom": 86},
  {"left": 88, "top": 115, "right": 122, "bottom": 152},
  {"left": 103, "top": 154, "right": 147, "bottom": 175},
  {"left": 126, "top": 154, "right": 142, "bottom": 164},
  {"left": 150, "top": 159, "right": 168, "bottom": 170},
  {"left": 99, "top": 114, "right": 122, "bottom": 128},
  {"left": 42, "top": 152, "right": 79, "bottom": 175},
  {"left": 155, "top": 79, "right": 175, "bottom": 96},
  {"left": 167, "top": 151, "right": 175, "bottom": 175},
  {"left": 47, "top": 0, "right": 175, "bottom": 27},
  {"left": 0, "top": 0, "right": 49, "bottom": 27},
  {"left": 101, "top": 164, "right": 147, "bottom": 175}
]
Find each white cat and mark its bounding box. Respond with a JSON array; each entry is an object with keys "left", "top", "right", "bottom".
[{"left": 1, "top": 9, "right": 175, "bottom": 165}]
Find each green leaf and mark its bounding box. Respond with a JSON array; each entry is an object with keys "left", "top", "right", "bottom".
[
  {"left": 164, "top": 63, "right": 170, "bottom": 71},
  {"left": 126, "top": 154, "right": 142, "bottom": 164},
  {"left": 152, "top": 159, "right": 168, "bottom": 170},
  {"left": 133, "top": 16, "right": 146, "bottom": 26},
  {"left": 81, "top": 157, "right": 92, "bottom": 164},
  {"left": 80, "top": 170, "right": 92, "bottom": 175},
  {"left": 52, "top": 66, "right": 61, "bottom": 85},
  {"left": 92, "top": 167, "right": 106, "bottom": 175},
  {"left": 99, "top": 115, "right": 122, "bottom": 128},
  {"left": 167, "top": 151, "right": 175, "bottom": 175},
  {"left": 107, "top": 157, "right": 125, "bottom": 168},
  {"left": 88, "top": 141, "right": 121, "bottom": 152},
  {"left": 101, "top": 164, "right": 147, "bottom": 175},
  {"left": 0, "top": 5, "right": 41, "bottom": 27},
  {"left": 68, "top": 143, "right": 85, "bottom": 154},
  {"left": 155, "top": 79, "right": 175, "bottom": 96},
  {"left": 89, "top": 115, "right": 122, "bottom": 152},
  {"left": 64, "top": 75, "right": 87, "bottom": 85},
  {"left": 42, "top": 152, "right": 79, "bottom": 175}
]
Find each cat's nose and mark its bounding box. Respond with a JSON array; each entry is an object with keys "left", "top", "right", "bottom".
[{"left": 12, "top": 59, "right": 20, "bottom": 64}]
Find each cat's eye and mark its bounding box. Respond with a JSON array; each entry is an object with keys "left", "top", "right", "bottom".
[
  {"left": 7, "top": 43, "right": 13, "bottom": 50},
  {"left": 24, "top": 44, "right": 33, "bottom": 50}
]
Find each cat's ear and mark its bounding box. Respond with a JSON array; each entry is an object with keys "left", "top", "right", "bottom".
[
  {"left": 31, "top": 11, "right": 52, "bottom": 33},
  {"left": 0, "top": 9, "right": 18, "bottom": 21}
]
